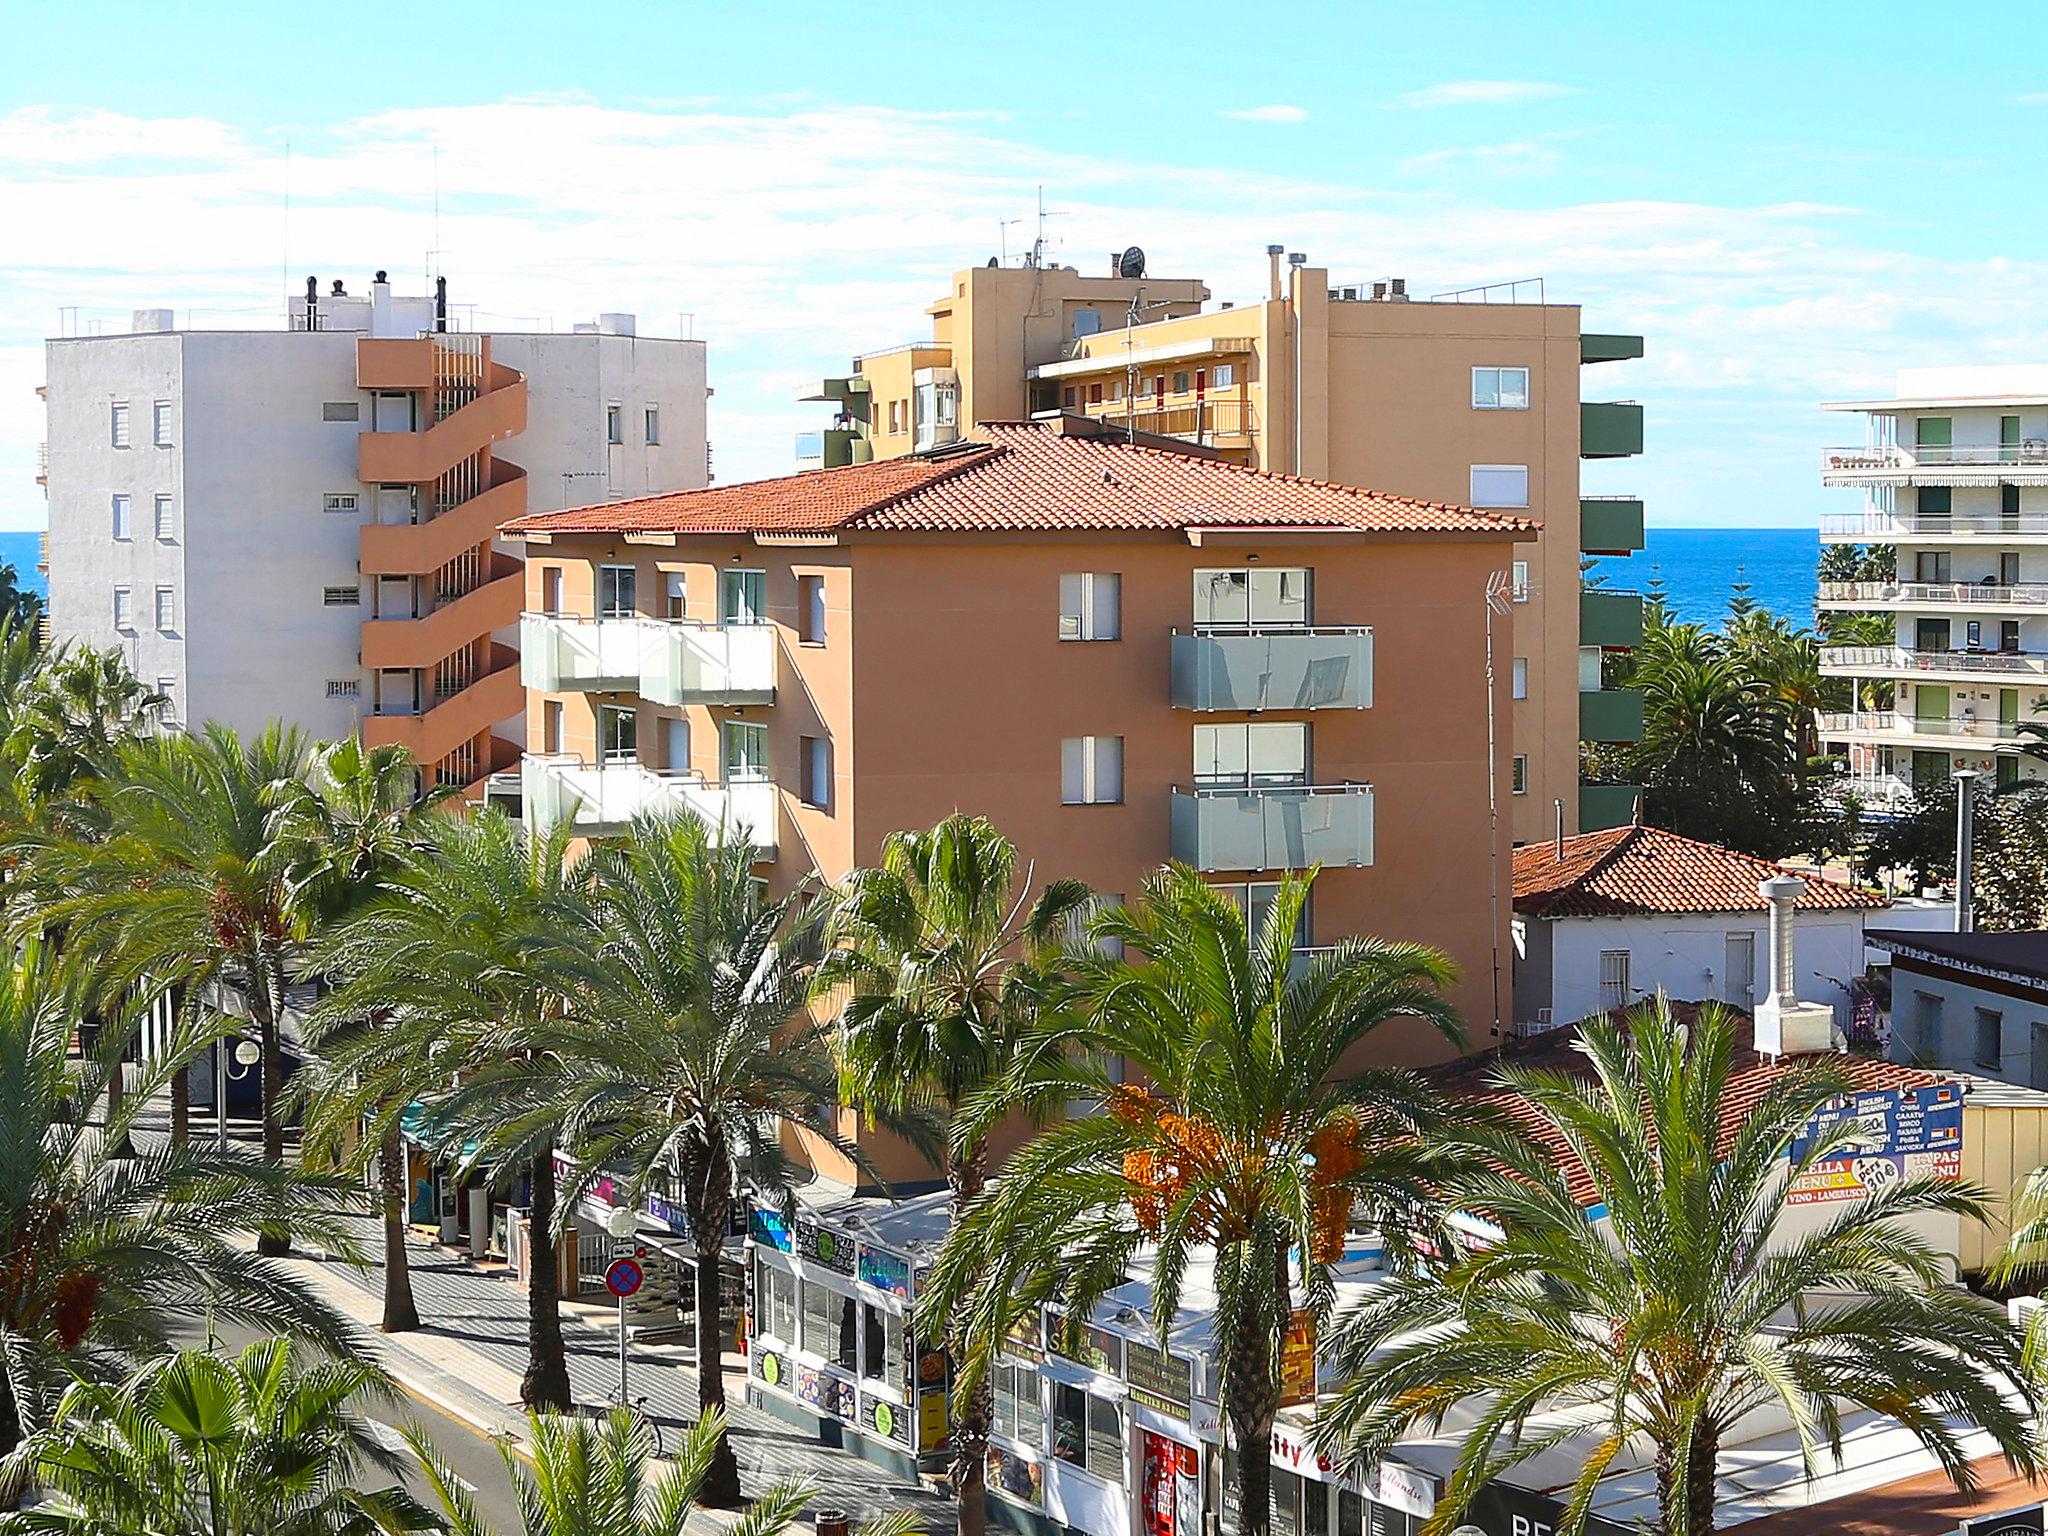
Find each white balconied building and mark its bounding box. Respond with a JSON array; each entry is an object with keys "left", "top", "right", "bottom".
[{"left": 1819, "top": 365, "right": 2048, "bottom": 798}]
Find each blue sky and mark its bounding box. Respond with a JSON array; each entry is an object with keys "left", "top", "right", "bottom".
[{"left": 5, "top": 0, "right": 2048, "bottom": 530}]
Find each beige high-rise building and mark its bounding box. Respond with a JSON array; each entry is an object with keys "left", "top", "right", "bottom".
[{"left": 799, "top": 251, "right": 1646, "bottom": 839}]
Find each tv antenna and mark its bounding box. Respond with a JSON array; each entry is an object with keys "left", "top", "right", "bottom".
[
  {"left": 1026, "top": 185, "right": 1066, "bottom": 269},
  {"left": 997, "top": 217, "right": 1022, "bottom": 267}
]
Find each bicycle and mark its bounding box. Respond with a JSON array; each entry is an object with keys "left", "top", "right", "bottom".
[{"left": 600, "top": 1391, "right": 667, "bottom": 1458}]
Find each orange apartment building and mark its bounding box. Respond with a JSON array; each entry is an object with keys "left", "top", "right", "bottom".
[
  {"left": 503, "top": 417, "right": 1536, "bottom": 1184},
  {"left": 799, "top": 251, "right": 1647, "bottom": 843}
]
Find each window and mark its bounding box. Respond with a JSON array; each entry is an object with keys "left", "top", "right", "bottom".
[
  {"left": 540, "top": 567, "right": 564, "bottom": 616},
  {"left": 1912, "top": 991, "right": 1943, "bottom": 1062},
  {"left": 1339, "top": 1489, "right": 1366, "bottom": 1536},
  {"left": 1511, "top": 560, "right": 1531, "bottom": 602},
  {"left": 798, "top": 574, "right": 826, "bottom": 644},
  {"left": 1977, "top": 1007, "right": 2004, "bottom": 1071},
  {"left": 323, "top": 492, "right": 359, "bottom": 515},
  {"left": 320, "top": 401, "right": 360, "bottom": 422},
  {"left": 1062, "top": 386, "right": 1078, "bottom": 409},
  {"left": 1598, "top": 950, "right": 1632, "bottom": 1012},
  {"left": 1071, "top": 307, "right": 1102, "bottom": 339},
  {"left": 112, "top": 587, "right": 133, "bottom": 631},
  {"left": 156, "top": 677, "right": 178, "bottom": 723},
  {"left": 1511, "top": 657, "right": 1528, "bottom": 700},
  {"left": 860, "top": 1302, "right": 905, "bottom": 1382},
  {"left": 664, "top": 571, "right": 687, "bottom": 619},
  {"left": 1172, "top": 370, "right": 1190, "bottom": 394},
  {"left": 1470, "top": 464, "right": 1530, "bottom": 508},
  {"left": 1059, "top": 572, "right": 1121, "bottom": 641},
  {"left": 1052, "top": 1382, "right": 1123, "bottom": 1479},
  {"left": 1194, "top": 721, "right": 1308, "bottom": 788},
  {"left": 111, "top": 494, "right": 131, "bottom": 540},
  {"left": 722, "top": 720, "right": 768, "bottom": 780},
  {"left": 1724, "top": 931, "right": 1756, "bottom": 1008},
  {"left": 1213, "top": 363, "right": 1236, "bottom": 388},
  {"left": 1194, "top": 567, "right": 1310, "bottom": 629},
  {"left": 1580, "top": 644, "right": 1603, "bottom": 691},
  {"left": 1212, "top": 882, "right": 1307, "bottom": 945},
  {"left": 542, "top": 700, "right": 564, "bottom": 756},
  {"left": 599, "top": 706, "right": 638, "bottom": 765},
  {"left": 2004, "top": 415, "right": 2022, "bottom": 456},
  {"left": 1915, "top": 416, "right": 1952, "bottom": 449},
  {"left": 1088, "top": 383, "right": 1103, "bottom": 405},
  {"left": 1511, "top": 754, "right": 1528, "bottom": 794},
  {"left": 154, "top": 587, "right": 175, "bottom": 631},
  {"left": 1061, "top": 735, "right": 1123, "bottom": 805},
  {"left": 755, "top": 1259, "right": 796, "bottom": 1342},
  {"left": 644, "top": 405, "right": 660, "bottom": 445},
  {"left": 598, "top": 564, "right": 637, "bottom": 619},
  {"left": 325, "top": 679, "right": 360, "bottom": 699},
  {"left": 605, "top": 404, "right": 623, "bottom": 445},
  {"left": 801, "top": 735, "right": 831, "bottom": 810},
  {"left": 721, "top": 569, "right": 767, "bottom": 625},
  {"left": 1472, "top": 367, "right": 1530, "bottom": 410},
  {"left": 663, "top": 716, "right": 689, "bottom": 772},
  {"left": 992, "top": 1362, "right": 1045, "bottom": 1446},
  {"left": 2004, "top": 483, "right": 2023, "bottom": 524},
  {"left": 154, "top": 495, "right": 174, "bottom": 540},
  {"left": 1917, "top": 485, "right": 1952, "bottom": 520},
  {"left": 1064, "top": 892, "right": 1127, "bottom": 959},
  {"left": 802, "top": 1282, "right": 857, "bottom": 1371},
  {"left": 152, "top": 400, "right": 172, "bottom": 446},
  {"left": 322, "top": 586, "right": 361, "bottom": 606},
  {"left": 110, "top": 401, "right": 130, "bottom": 447}
]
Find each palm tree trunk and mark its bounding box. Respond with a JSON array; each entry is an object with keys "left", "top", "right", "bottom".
[
  {"left": 167, "top": 984, "right": 188, "bottom": 1146},
  {"left": 252, "top": 950, "right": 291, "bottom": 1258},
  {"left": 1686, "top": 1423, "right": 1720, "bottom": 1536},
  {"left": 1220, "top": 1245, "right": 1287, "bottom": 1536},
  {"left": 379, "top": 1125, "right": 421, "bottom": 1332},
  {"left": 949, "top": 1141, "right": 991, "bottom": 1536},
  {"left": 687, "top": 1144, "right": 742, "bottom": 1506},
  {"left": 521, "top": 1142, "right": 572, "bottom": 1411}
]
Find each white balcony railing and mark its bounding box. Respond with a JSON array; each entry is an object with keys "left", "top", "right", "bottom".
[
  {"left": 1820, "top": 511, "right": 2048, "bottom": 539},
  {"left": 1817, "top": 580, "right": 2048, "bottom": 608},
  {"left": 520, "top": 614, "right": 777, "bottom": 705},
  {"left": 1827, "top": 772, "right": 1920, "bottom": 806},
  {"left": 1817, "top": 712, "right": 2033, "bottom": 743},
  {"left": 1819, "top": 645, "right": 2048, "bottom": 678},
  {"left": 521, "top": 754, "right": 777, "bottom": 855},
  {"left": 1822, "top": 443, "right": 2048, "bottom": 473}
]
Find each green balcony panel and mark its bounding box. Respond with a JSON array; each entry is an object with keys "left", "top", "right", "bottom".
[
  {"left": 1169, "top": 785, "right": 1373, "bottom": 872},
  {"left": 1581, "top": 401, "right": 1644, "bottom": 459},
  {"left": 1170, "top": 628, "right": 1373, "bottom": 711},
  {"left": 1580, "top": 588, "right": 1645, "bottom": 650},
  {"left": 1580, "top": 783, "right": 1642, "bottom": 831},
  {"left": 1580, "top": 497, "right": 1645, "bottom": 554},
  {"left": 1580, "top": 687, "right": 1646, "bottom": 743},
  {"left": 1580, "top": 333, "right": 1645, "bottom": 365}
]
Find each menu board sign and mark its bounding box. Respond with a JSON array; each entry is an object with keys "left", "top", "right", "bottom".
[
  {"left": 858, "top": 1246, "right": 910, "bottom": 1297},
  {"left": 1049, "top": 1316, "right": 1124, "bottom": 1376},
  {"left": 1126, "top": 1341, "right": 1195, "bottom": 1416},
  {"left": 1788, "top": 1083, "right": 1963, "bottom": 1205},
  {"left": 861, "top": 1392, "right": 907, "bottom": 1443},
  {"left": 1277, "top": 1310, "right": 1316, "bottom": 1407},
  {"left": 749, "top": 1209, "right": 793, "bottom": 1253},
  {"left": 797, "top": 1218, "right": 857, "bottom": 1274}
]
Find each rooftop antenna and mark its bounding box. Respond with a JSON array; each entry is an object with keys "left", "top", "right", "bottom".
[
  {"left": 1028, "top": 185, "right": 1066, "bottom": 269},
  {"left": 998, "top": 217, "right": 1022, "bottom": 268},
  {"left": 281, "top": 138, "right": 291, "bottom": 324}
]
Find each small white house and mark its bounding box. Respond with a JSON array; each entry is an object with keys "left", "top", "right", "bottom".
[
  {"left": 1511, "top": 825, "right": 1890, "bottom": 1032},
  {"left": 1872, "top": 928, "right": 2048, "bottom": 1091}
]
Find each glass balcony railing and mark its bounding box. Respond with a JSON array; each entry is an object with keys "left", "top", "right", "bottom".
[
  {"left": 1169, "top": 628, "right": 1373, "bottom": 711},
  {"left": 520, "top": 754, "right": 777, "bottom": 855},
  {"left": 519, "top": 614, "right": 776, "bottom": 705},
  {"left": 519, "top": 613, "right": 642, "bottom": 691},
  {"left": 1169, "top": 783, "right": 1373, "bottom": 872}
]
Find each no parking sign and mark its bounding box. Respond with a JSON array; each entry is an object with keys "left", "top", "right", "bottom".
[{"left": 605, "top": 1256, "right": 645, "bottom": 1298}]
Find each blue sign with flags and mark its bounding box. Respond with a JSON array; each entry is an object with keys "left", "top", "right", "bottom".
[{"left": 1787, "top": 1082, "right": 1963, "bottom": 1206}]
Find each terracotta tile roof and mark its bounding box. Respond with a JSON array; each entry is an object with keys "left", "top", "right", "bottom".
[
  {"left": 503, "top": 422, "right": 1539, "bottom": 540},
  {"left": 1513, "top": 825, "right": 1889, "bottom": 919},
  {"left": 1430, "top": 1005, "right": 1947, "bottom": 1206},
  {"left": 1733, "top": 1453, "right": 2036, "bottom": 1536}
]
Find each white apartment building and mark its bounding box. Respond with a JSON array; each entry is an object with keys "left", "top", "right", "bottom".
[
  {"left": 1818, "top": 364, "right": 2048, "bottom": 804},
  {"left": 40, "top": 273, "right": 708, "bottom": 790}
]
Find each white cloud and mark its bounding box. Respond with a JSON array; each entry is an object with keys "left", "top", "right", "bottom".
[
  {"left": 1220, "top": 104, "right": 1308, "bottom": 124},
  {"left": 2011, "top": 91, "right": 2048, "bottom": 105},
  {"left": 1395, "top": 81, "right": 1575, "bottom": 109},
  {"left": 1400, "top": 141, "right": 1564, "bottom": 175}
]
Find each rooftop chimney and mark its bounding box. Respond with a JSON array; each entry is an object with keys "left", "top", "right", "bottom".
[
  {"left": 1371, "top": 281, "right": 1388, "bottom": 301},
  {"left": 1267, "top": 245, "right": 1285, "bottom": 302},
  {"left": 331, "top": 279, "right": 346, "bottom": 297},
  {"left": 131, "top": 309, "right": 174, "bottom": 334},
  {"left": 1389, "top": 278, "right": 1409, "bottom": 301},
  {"left": 1751, "top": 875, "right": 1836, "bottom": 1055}
]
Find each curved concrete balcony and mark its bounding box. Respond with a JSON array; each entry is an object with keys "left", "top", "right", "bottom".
[
  {"left": 1819, "top": 645, "right": 2048, "bottom": 682},
  {"left": 357, "top": 369, "right": 527, "bottom": 484},
  {"left": 1818, "top": 580, "right": 2048, "bottom": 612},
  {"left": 361, "top": 567, "right": 522, "bottom": 670},
  {"left": 1169, "top": 627, "right": 1371, "bottom": 711},
  {"left": 1817, "top": 711, "right": 2036, "bottom": 750},
  {"left": 360, "top": 463, "right": 527, "bottom": 578},
  {"left": 1168, "top": 782, "right": 1373, "bottom": 872},
  {"left": 520, "top": 614, "right": 777, "bottom": 706},
  {"left": 521, "top": 754, "right": 777, "bottom": 855},
  {"left": 363, "top": 658, "right": 524, "bottom": 770}
]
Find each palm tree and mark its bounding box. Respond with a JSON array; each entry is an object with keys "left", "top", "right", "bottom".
[
  {"left": 297, "top": 738, "right": 456, "bottom": 1335},
  {"left": 37, "top": 723, "right": 318, "bottom": 1251},
  {"left": 0, "top": 938, "right": 361, "bottom": 1458},
  {"left": 317, "top": 807, "right": 590, "bottom": 1410},
  {"left": 1313, "top": 1002, "right": 2043, "bottom": 1536},
  {"left": 922, "top": 866, "right": 1468, "bottom": 1536},
  {"left": 408, "top": 1408, "right": 812, "bottom": 1536},
  {"left": 3, "top": 1340, "right": 434, "bottom": 1534},
  {"left": 457, "top": 808, "right": 839, "bottom": 1504},
  {"left": 819, "top": 814, "right": 1089, "bottom": 1536}
]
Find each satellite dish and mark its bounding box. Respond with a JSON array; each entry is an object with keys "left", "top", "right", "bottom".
[{"left": 1117, "top": 246, "right": 1147, "bottom": 279}]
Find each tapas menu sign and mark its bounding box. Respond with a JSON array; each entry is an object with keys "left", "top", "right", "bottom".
[{"left": 1788, "top": 1083, "right": 1963, "bottom": 1206}]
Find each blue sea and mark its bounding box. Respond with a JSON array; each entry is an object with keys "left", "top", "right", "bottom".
[
  {"left": 0, "top": 531, "right": 43, "bottom": 600},
  {"left": 1587, "top": 526, "right": 1818, "bottom": 632}
]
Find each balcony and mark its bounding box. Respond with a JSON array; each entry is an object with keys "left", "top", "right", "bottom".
[
  {"left": 519, "top": 615, "right": 777, "bottom": 706},
  {"left": 1820, "top": 510, "right": 2048, "bottom": 542},
  {"left": 1817, "top": 711, "right": 2034, "bottom": 748},
  {"left": 1580, "top": 497, "right": 1644, "bottom": 555},
  {"left": 1081, "top": 396, "right": 1255, "bottom": 448},
  {"left": 1580, "top": 588, "right": 1645, "bottom": 649},
  {"left": 1817, "top": 580, "right": 2048, "bottom": 612},
  {"left": 1825, "top": 772, "right": 1920, "bottom": 808},
  {"left": 1821, "top": 442, "right": 2048, "bottom": 486},
  {"left": 1818, "top": 645, "right": 2048, "bottom": 682},
  {"left": 795, "top": 427, "right": 859, "bottom": 470},
  {"left": 1580, "top": 401, "right": 1643, "bottom": 459},
  {"left": 1169, "top": 628, "right": 1372, "bottom": 711},
  {"left": 1579, "top": 783, "right": 1642, "bottom": 831},
  {"left": 1580, "top": 334, "right": 1645, "bottom": 365},
  {"left": 1580, "top": 688, "right": 1646, "bottom": 743},
  {"left": 521, "top": 754, "right": 777, "bottom": 854},
  {"left": 1169, "top": 783, "right": 1373, "bottom": 872}
]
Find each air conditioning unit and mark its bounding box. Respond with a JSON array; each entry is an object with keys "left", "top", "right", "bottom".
[{"left": 2011, "top": 1295, "right": 2045, "bottom": 1331}]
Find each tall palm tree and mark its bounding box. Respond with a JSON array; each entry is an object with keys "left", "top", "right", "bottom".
[
  {"left": 0, "top": 938, "right": 361, "bottom": 1458},
  {"left": 318, "top": 807, "right": 590, "bottom": 1410},
  {"left": 922, "top": 866, "right": 1467, "bottom": 1536},
  {"left": 37, "top": 723, "right": 318, "bottom": 1252},
  {"left": 408, "top": 1408, "right": 813, "bottom": 1536},
  {"left": 1313, "top": 1002, "right": 2043, "bottom": 1536},
  {"left": 819, "top": 814, "right": 1089, "bottom": 1536},
  {"left": 2, "top": 1340, "right": 434, "bottom": 1534},
  {"left": 456, "top": 808, "right": 839, "bottom": 1505},
  {"left": 297, "top": 739, "right": 456, "bottom": 1335}
]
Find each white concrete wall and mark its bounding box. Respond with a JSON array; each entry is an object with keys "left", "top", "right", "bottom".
[
  {"left": 1531, "top": 909, "right": 1872, "bottom": 1029},
  {"left": 1891, "top": 961, "right": 2048, "bottom": 1090}
]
